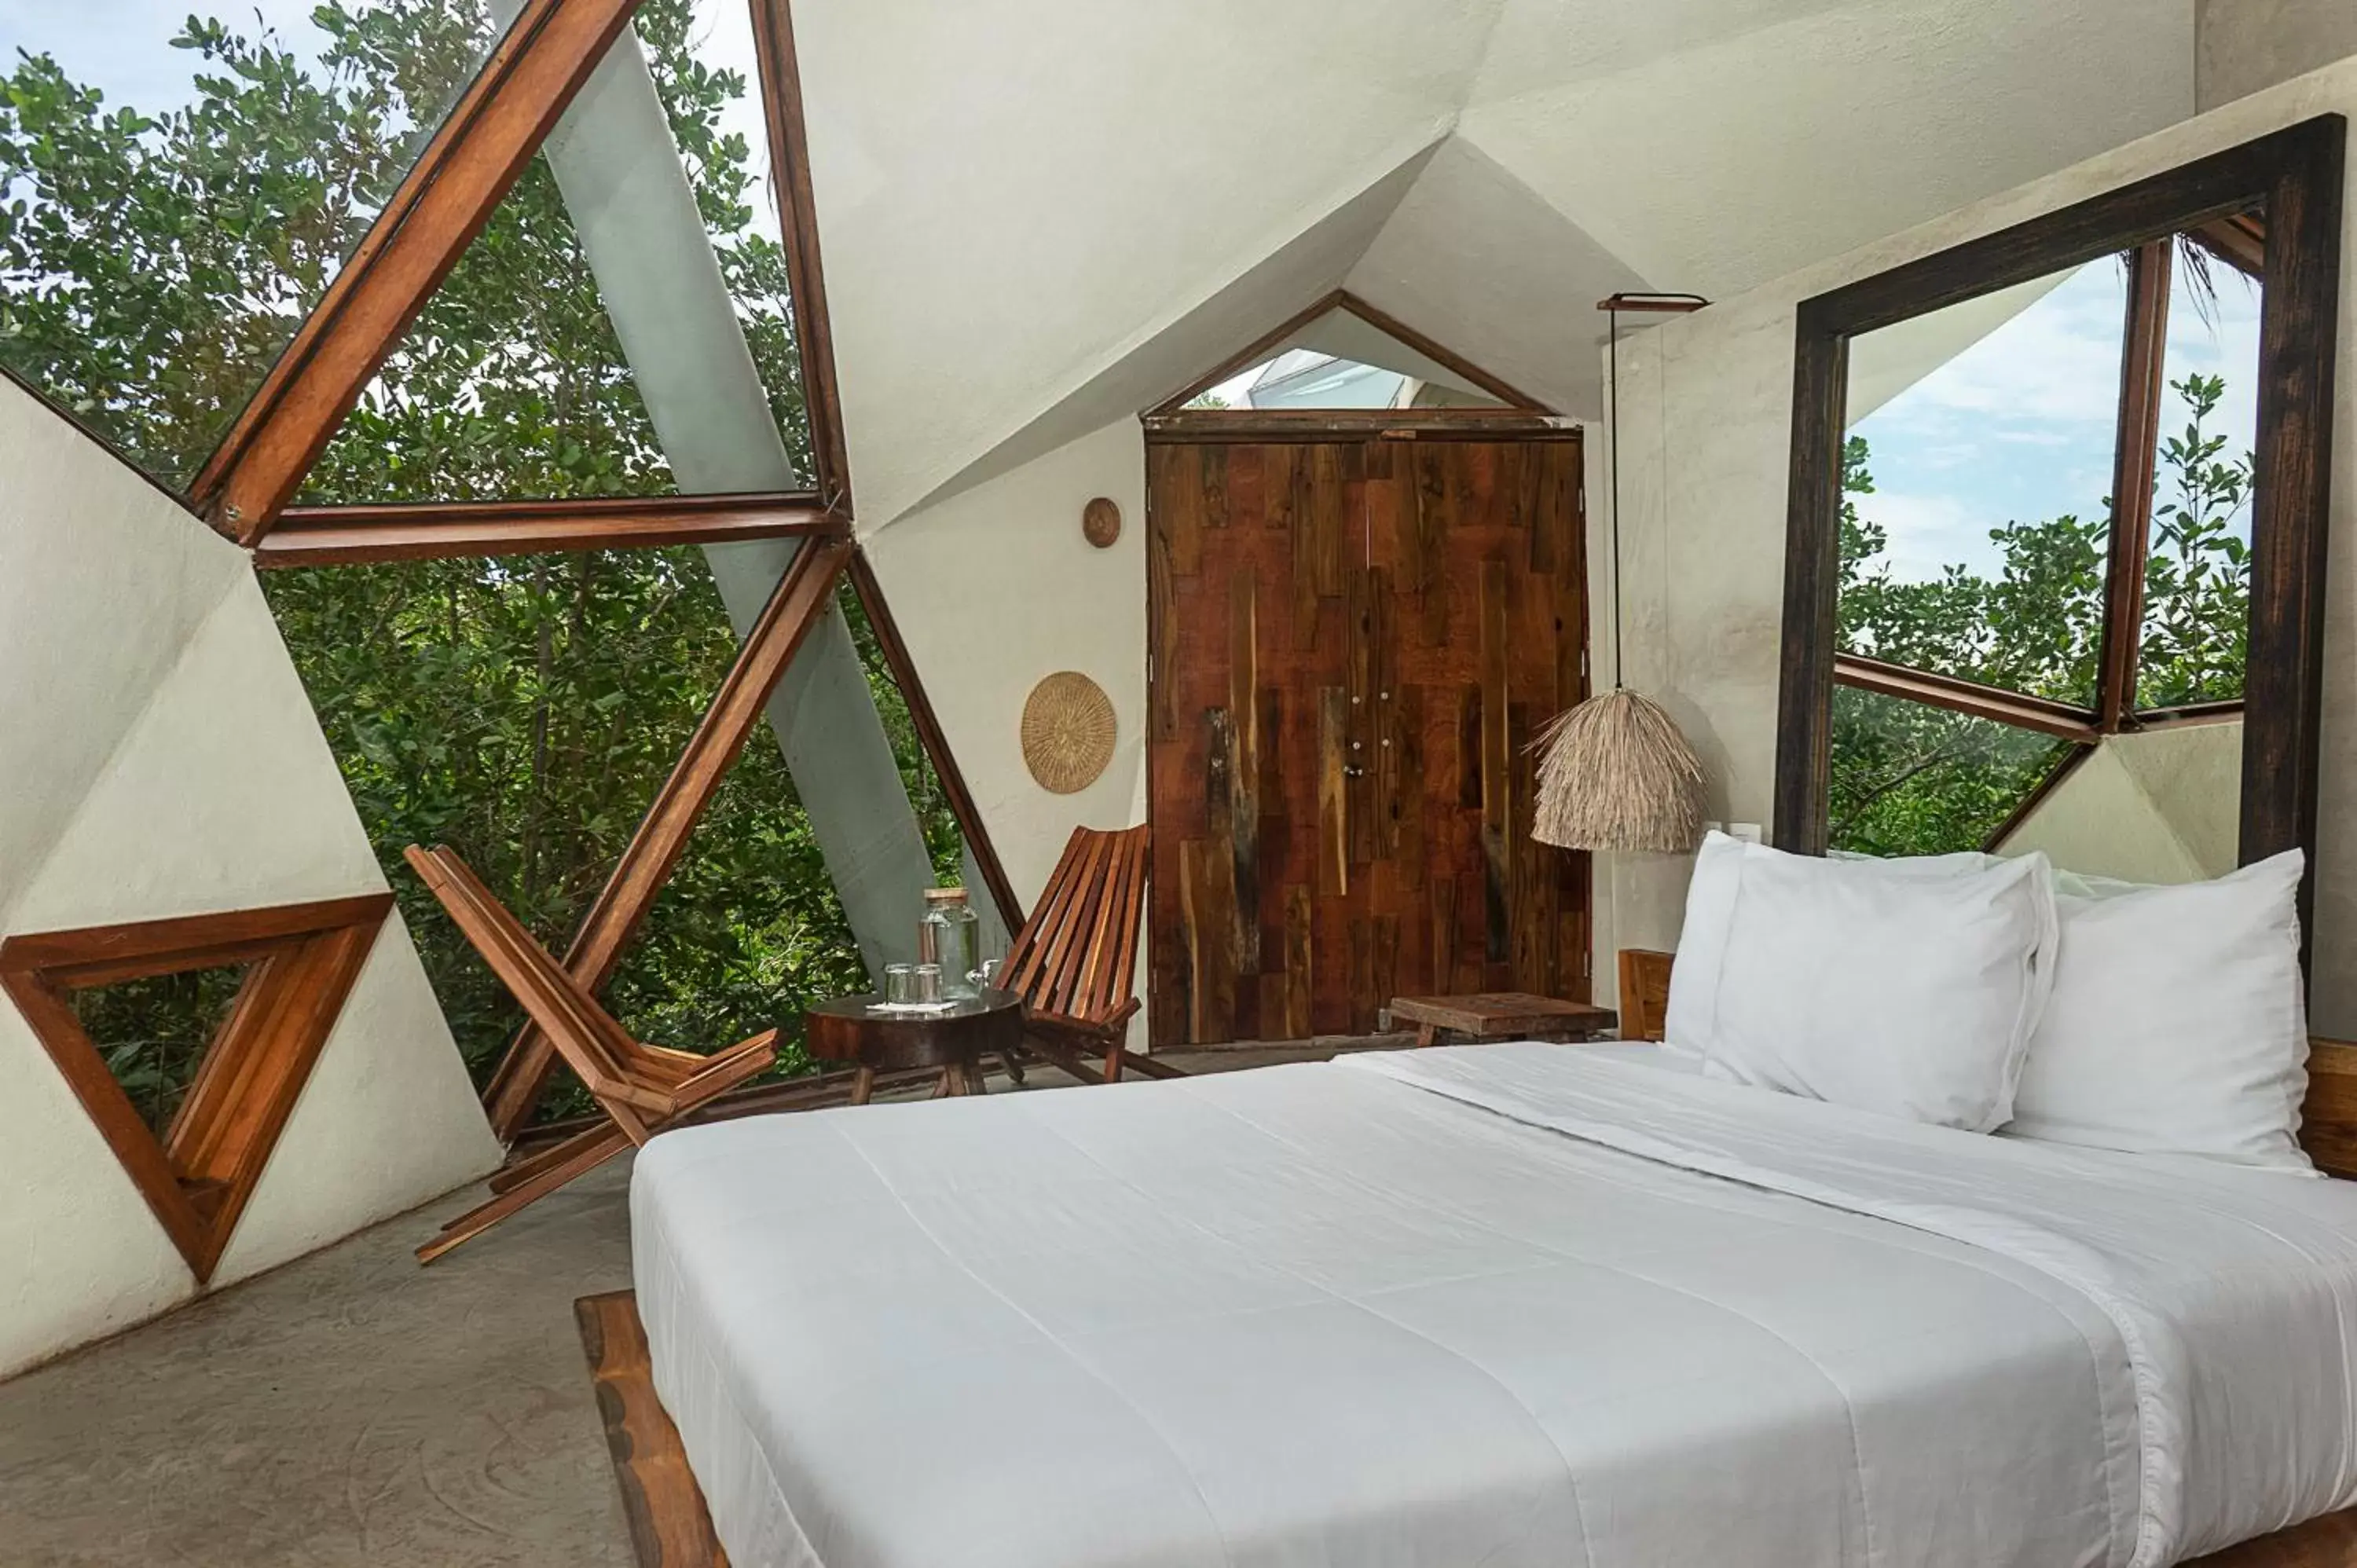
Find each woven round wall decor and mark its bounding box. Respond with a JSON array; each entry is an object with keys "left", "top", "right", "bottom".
[{"left": 1021, "top": 672, "right": 1116, "bottom": 794}]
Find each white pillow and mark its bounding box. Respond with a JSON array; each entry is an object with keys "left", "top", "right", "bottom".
[
  {"left": 1699, "top": 845, "right": 2058, "bottom": 1130},
  {"left": 2007, "top": 849, "right": 2311, "bottom": 1171},
  {"left": 1659, "top": 832, "right": 1746, "bottom": 1063},
  {"left": 1662, "top": 831, "right": 1998, "bottom": 1065}
]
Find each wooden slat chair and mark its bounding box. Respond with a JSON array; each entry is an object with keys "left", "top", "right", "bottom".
[
  {"left": 1002, "top": 826, "right": 1186, "bottom": 1086},
  {"left": 405, "top": 845, "right": 779, "bottom": 1263}
]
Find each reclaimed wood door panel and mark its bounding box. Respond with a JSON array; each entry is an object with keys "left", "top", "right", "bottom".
[{"left": 1147, "top": 434, "right": 1589, "bottom": 1047}]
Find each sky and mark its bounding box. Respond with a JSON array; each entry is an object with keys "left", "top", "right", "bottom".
[
  {"left": 1849, "top": 251, "right": 2262, "bottom": 583},
  {"left": 0, "top": 1, "right": 777, "bottom": 229}
]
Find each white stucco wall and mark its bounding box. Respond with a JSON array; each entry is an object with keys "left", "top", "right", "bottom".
[
  {"left": 1589, "top": 55, "right": 2357, "bottom": 1032},
  {"left": 860, "top": 419, "right": 1155, "bottom": 1043},
  {"left": 0, "top": 382, "right": 500, "bottom": 1378},
  {"left": 801, "top": 0, "right": 2192, "bottom": 520},
  {"left": 863, "top": 419, "right": 1150, "bottom": 907},
  {"left": 2198, "top": 0, "right": 2357, "bottom": 110}
]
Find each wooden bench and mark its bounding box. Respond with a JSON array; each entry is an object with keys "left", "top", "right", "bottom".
[{"left": 1387, "top": 991, "right": 1618, "bottom": 1049}]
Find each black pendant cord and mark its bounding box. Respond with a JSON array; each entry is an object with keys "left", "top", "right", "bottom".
[
  {"left": 1596, "top": 291, "right": 1708, "bottom": 697},
  {"left": 1607, "top": 301, "right": 1623, "bottom": 692}
]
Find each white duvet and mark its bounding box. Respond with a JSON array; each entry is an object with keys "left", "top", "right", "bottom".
[{"left": 630, "top": 1044, "right": 2357, "bottom": 1568}]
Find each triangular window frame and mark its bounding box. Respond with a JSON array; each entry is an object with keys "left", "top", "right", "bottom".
[
  {"left": 1146, "top": 290, "right": 1552, "bottom": 423},
  {"left": 0, "top": 0, "right": 851, "bottom": 562},
  {"left": 0, "top": 895, "right": 393, "bottom": 1283}
]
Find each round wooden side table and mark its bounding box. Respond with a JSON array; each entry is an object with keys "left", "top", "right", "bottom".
[{"left": 805, "top": 988, "right": 1025, "bottom": 1104}]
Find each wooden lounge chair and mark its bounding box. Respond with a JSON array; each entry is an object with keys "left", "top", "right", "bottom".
[
  {"left": 1002, "top": 825, "right": 1186, "bottom": 1086},
  {"left": 404, "top": 844, "right": 779, "bottom": 1264}
]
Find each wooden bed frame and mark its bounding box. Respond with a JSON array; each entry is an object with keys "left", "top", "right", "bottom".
[
  {"left": 576, "top": 1012, "right": 2357, "bottom": 1568},
  {"left": 576, "top": 1281, "right": 2357, "bottom": 1567}
]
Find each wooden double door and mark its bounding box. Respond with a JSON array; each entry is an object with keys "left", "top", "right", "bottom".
[{"left": 1146, "top": 427, "right": 1592, "bottom": 1047}]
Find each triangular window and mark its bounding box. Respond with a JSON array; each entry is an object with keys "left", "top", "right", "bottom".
[
  {"left": 298, "top": 0, "right": 816, "bottom": 507},
  {"left": 1182, "top": 306, "right": 1510, "bottom": 412},
  {"left": 69, "top": 963, "right": 258, "bottom": 1144},
  {"left": 0, "top": 897, "right": 394, "bottom": 1283},
  {"left": 0, "top": 2, "right": 521, "bottom": 492},
  {"left": 261, "top": 546, "right": 903, "bottom": 1123}
]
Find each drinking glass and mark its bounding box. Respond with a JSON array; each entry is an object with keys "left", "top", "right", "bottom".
[
  {"left": 908, "top": 963, "right": 943, "bottom": 1005},
  {"left": 884, "top": 962, "right": 918, "bottom": 1007}
]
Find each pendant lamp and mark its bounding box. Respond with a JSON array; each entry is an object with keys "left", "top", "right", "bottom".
[{"left": 1530, "top": 294, "right": 1711, "bottom": 854}]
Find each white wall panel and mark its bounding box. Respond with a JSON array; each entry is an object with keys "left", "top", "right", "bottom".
[{"left": 0, "top": 392, "right": 498, "bottom": 1377}]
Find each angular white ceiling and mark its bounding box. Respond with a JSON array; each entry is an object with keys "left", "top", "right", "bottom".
[{"left": 794, "top": 0, "right": 2195, "bottom": 528}]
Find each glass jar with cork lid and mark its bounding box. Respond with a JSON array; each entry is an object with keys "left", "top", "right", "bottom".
[{"left": 917, "top": 886, "right": 982, "bottom": 1000}]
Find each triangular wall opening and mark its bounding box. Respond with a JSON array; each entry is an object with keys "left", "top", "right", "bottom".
[
  {"left": 0, "top": 896, "right": 393, "bottom": 1283},
  {"left": 1188, "top": 307, "right": 1508, "bottom": 411},
  {"left": 68, "top": 963, "right": 259, "bottom": 1146},
  {"left": 1153, "top": 292, "right": 1544, "bottom": 417}
]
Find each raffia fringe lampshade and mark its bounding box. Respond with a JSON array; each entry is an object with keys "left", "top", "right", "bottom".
[
  {"left": 1529, "top": 290, "right": 1711, "bottom": 855},
  {"left": 1530, "top": 687, "right": 1706, "bottom": 852}
]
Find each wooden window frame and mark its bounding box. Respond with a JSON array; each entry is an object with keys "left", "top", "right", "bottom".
[
  {"left": 252, "top": 493, "right": 843, "bottom": 566},
  {"left": 189, "top": 0, "right": 651, "bottom": 544},
  {"left": 171, "top": 0, "right": 858, "bottom": 554},
  {"left": 478, "top": 533, "right": 853, "bottom": 1138},
  {"left": 0, "top": 0, "right": 1032, "bottom": 1150},
  {"left": 1778, "top": 117, "right": 2344, "bottom": 922},
  {"left": 0, "top": 895, "right": 394, "bottom": 1283},
  {"left": 1142, "top": 288, "right": 1553, "bottom": 431}
]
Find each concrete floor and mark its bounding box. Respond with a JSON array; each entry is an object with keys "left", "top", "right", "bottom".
[{"left": 0, "top": 1045, "right": 1352, "bottom": 1567}]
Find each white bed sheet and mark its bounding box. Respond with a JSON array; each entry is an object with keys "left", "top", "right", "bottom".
[{"left": 631, "top": 1043, "right": 2357, "bottom": 1568}]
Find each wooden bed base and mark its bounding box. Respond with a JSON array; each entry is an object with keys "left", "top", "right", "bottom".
[
  {"left": 576, "top": 1288, "right": 2357, "bottom": 1566},
  {"left": 577, "top": 1292, "right": 728, "bottom": 1567}
]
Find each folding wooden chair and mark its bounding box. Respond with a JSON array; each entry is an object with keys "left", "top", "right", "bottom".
[
  {"left": 404, "top": 844, "right": 779, "bottom": 1264},
  {"left": 1002, "top": 825, "right": 1186, "bottom": 1086}
]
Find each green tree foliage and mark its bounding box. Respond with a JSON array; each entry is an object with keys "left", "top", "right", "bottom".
[
  {"left": 2139, "top": 372, "right": 2252, "bottom": 708},
  {"left": 1, "top": 4, "right": 955, "bottom": 1113},
  {"left": 1831, "top": 373, "right": 2253, "bottom": 856},
  {"left": 68, "top": 966, "right": 251, "bottom": 1138},
  {"left": 0, "top": 2, "right": 492, "bottom": 485}
]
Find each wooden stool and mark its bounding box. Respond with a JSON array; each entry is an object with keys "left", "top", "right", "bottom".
[{"left": 1387, "top": 991, "right": 1617, "bottom": 1049}]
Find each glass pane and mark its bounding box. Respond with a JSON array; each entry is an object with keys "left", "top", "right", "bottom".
[
  {"left": 299, "top": 0, "right": 813, "bottom": 504},
  {"left": 259, "top": 548, "right": 869, "bottom": 1116},
  {"left": 1828, "top": 685, "right": 2074, "bottom": 857},
  {"left": 296, "top": 155, "right": 682, "bottom": 504},
  {"left": 669, "top": 0, "right": 814, "bottom": 478},
  {"left": 71, "top": 964, "right": 252, "bottom": 1139},
  {"left": 841, "top": 581, "right": 968, "bottom": 884},
  {"left": 1840, "top": 261, "right": 2131, "bottom": 707},
  {"left": 2137, "top": 244, "right": 2260, "bottom": 710},
  {"left": 1186, "top": 306, "right": 1505, "bottom": 411},
  {"left": 0, "top": 2, "right": 514, "bottom": 490}
]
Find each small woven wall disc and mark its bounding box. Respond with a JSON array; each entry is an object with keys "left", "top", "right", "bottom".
[
  {"left": 1082, "top": 496, "right": 1122, "bottom": 548},
  {"left": 1021, "top": 672, "right": 1116, "bottom": 793}
]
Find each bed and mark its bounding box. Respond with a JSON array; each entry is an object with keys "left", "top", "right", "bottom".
[{"left": 629, "top": 1042, "right": 2357, "bottom": 1568}]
